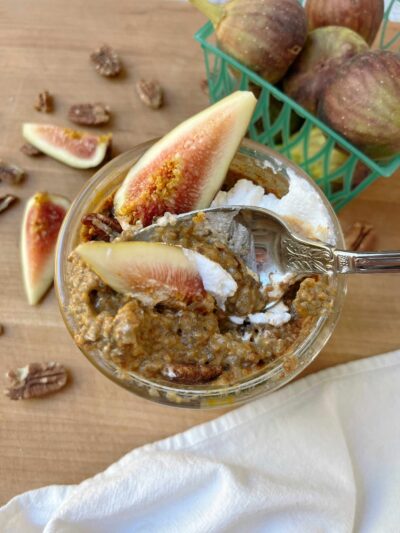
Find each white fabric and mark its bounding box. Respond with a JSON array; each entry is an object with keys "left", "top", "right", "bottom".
[{"left": 2, "top": 350, "right": 400, "bottom": 533}]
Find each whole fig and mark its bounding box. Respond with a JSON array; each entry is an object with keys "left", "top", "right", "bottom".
[
  {"left": 283, "top": 26, "right": 368, "bottom": 114},
  {"left": 306, "top": 0, "right": 384, "bottom": 45},
  {"left": 318, "top": 50, "right": 400, "bottom": 160},
  {"left": 190, "top": 0, "right": 308, "bottom": 84}
]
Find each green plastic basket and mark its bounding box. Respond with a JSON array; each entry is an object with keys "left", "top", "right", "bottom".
[{"left": 195, "top": 0, "right": 400, "bottom": 211}]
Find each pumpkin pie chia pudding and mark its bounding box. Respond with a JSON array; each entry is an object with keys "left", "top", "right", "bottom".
[{"left": 63, "top": 92, "right": 338, "bottom": 390}]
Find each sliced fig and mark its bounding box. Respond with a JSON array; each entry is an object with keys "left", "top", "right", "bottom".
[
  {"left": 22, "top": 123, "right": 112, "bottom": 169},
  {"left": 21, "top": 192, "right": 70, "bottom": 305},
  {"left": 75, "top": 241, "right": 207, "bottom": 306},
  {"left": 114, "top": 91, "right": 257, "bottom": 227}
]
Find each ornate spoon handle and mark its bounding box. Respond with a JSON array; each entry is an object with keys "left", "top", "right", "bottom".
[
  {"left": 282, "top": 237, "right": 400, "bottom": 275},
  {"left": 334, "top": 250, "right": 400, "bottom": 274}
]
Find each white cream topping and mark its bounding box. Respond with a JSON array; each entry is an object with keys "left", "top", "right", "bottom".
[
  {"left": 182, "top": 249, "right": 237, "bottom": 310},
  {"left": 229, "top": 301, "right": 291, "bottom": 329},
  {"left": 248, "top": 302, "right": 291, "bottom": 327},
  {"left": 229, "top": 316, "right": 245, "bottom": 325},
  {"left": 211, "top": 176, "right": 334, "bottom": 243}
]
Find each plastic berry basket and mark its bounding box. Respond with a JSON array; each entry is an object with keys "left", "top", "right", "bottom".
[{"left": 195, "top": 0, "right": 400, "bottom": 211}]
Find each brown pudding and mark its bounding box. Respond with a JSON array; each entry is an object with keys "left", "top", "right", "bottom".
[{"left": 67, "top": 212, "right": 334, "bottom": 387}]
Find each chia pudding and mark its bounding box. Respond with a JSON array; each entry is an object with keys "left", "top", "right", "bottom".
[{"left": 66, "top": 159, "right": 336, "bottom": 388}]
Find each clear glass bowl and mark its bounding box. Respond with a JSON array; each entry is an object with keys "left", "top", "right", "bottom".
[{"left": 55, "top": 138, "right": 346, "bottom": 409}]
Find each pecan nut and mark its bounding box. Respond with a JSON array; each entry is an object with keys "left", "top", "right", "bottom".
[
  {"left": 90, "top": 45, "right": 121, "bottom": 77},
  {"left": 20, "top": 143, "right": 42, "bottom": 156},
  {"left": 200, "top": 79, "right": 209, "bottom": 96},
  {"left": 4, "top": 362, "right": 68, "bottom": 400},
  {"left": 81, "top": 212, "right": 122, "bottom": 241},
  {"left": 0, "top": 194, "right": 18, "bottom": 214},
  {"left": 0, "top": 160, "right": 25, "bottom": 184},
  {"left": 136, "top": 79, "right": 163, "bottom": 110},
  {"left": 162, "top": 363, "right": 222, "bottom": 384},
  {"left": 344, "top": 221, "right": 377, "bottom": 251},
  {"left": 68, "top": 103, "right": 111, "bottom": 126},
  {"left": 35, "top": 90, "right": 53, "bottom": 113}
]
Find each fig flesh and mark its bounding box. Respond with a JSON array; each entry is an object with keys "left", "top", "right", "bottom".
[
  {"left": 306, "top": 0, "right": 384, "bottom": 45},
  {"left": 114, "top": 91, "right": 256, "bottom": 228},
  {"left": 22, "top": 124, "right": 111, "bottom": 169},
  {"left": 318, "top": 50, "right": 400, "bottom": 160},
  {"left": 75, "top": 241, "right": 207, "bottom": 306},
  {"left": 21, "top": 192, "right": 70, "bottom": 305},
  {"left": 190, "top": 0, "right": 307, "bottom": 84},
  {"left": 283, "top": 26, "right": 368, "bottom": 114}
]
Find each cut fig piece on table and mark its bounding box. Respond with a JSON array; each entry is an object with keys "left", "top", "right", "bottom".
[
  {"left": 21, "top": 192, "right": 70, "bottom": 305},
  {"left": 75, "top": 241, "right": 207, "bottom": 306},
  {"left": 113, "top": 91, "right": 257, "bottom": 228},
  {"left": 22, "top": 124, "right": 112, "bottom": 169}
]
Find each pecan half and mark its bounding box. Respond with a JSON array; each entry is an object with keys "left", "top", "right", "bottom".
[
  {"left": 81, "top": 212, "right": 122, "bottom": 241},
  {"left": 35, "top": 90, "right": 53, "bottom": 113},
  {"left": 0, "top": 160, "right": 25, "bottom": 184},
  {"left": 68, "top": 103, "right": 111, "bottom": 126},
  {"left": 4, "top": 362, "right": 68, "bottom": 400},
  {"left": 162, "top": 363, "right": 223, "bottom": 385},
  {"left": 90, "top": 45, "right": 121, "bottom": 77},
  {"left": 200, "top": 79, "right": 209, "bottom": 96},
  {"left": 136, "top": 79, "right": 163, "bottom": 110},
  {"left": 344, "top": 222, "right": 377, "bottom": 251},
  {"left": 0, "top": 194, "right": 18, "bottom": 214},
  {"left": 20, "top": 143, "right": 42, "bottom": 157}
]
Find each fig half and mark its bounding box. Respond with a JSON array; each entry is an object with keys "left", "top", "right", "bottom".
[
  {"left": 75, "top": 241, "right": 207, "bottom": 306},
  {"left": 190, "top": 0, "right": 307, "bottom": 84},
  {"left": 306, "top": 0, "right": 384, "bottom": 45},
  {"left": 114, "top": 91, "right": 256, "bottom": 227},
  {"left": 76, "top": 241, "right": 238, "bottom": 310},
  {"left": 318, "top": 50, "right": 400, "bottom": 160},
  {"left": 283, "top": 26, "right": 368, "bottom": 115},
  {"left": 22, "top": 124, "right": 111, "bottom": 169},
  {"left": 21, "top": 192, "right": 70, "bottom": 305}
]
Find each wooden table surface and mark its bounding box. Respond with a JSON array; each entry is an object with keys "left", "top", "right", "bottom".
[{"left": 1, "top": 0, "right": 399, "bottom": 505}]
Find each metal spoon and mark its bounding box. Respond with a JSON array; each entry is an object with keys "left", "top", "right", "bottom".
[{"left": 134, "top": 206, "right": 400, "bottom": 279}]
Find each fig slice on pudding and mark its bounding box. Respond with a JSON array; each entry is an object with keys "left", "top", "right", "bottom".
[
  {"left": 113, "top": 91, "right": 257, "bottom": 228},
  {"left": 75, "top": 241, "right": 237, "bottom": 310}
]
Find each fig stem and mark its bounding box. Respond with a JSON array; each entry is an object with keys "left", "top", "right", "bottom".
[{"left": 189, "top": 0, "right": 224, "bottom": 26}]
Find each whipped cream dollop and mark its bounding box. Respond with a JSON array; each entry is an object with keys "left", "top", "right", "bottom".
[
  {"left": 182, "top": 249, "right": 237, "bottom": 310},
  {"left": 211, "top": 176, "right": 334, "bottom": 243},
  {"left": 229, "top": 301, "right": 291, "bottom": 328}
]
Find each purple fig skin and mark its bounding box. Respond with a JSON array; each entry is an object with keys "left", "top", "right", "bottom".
[
  {"left": 283, "top": 26, "right": 368, "bottom": 115},
  {"left": 318, "top": 50, "right": 400, "bottom": 160},
  {"left": 216, "top": 0, "right": 308, "bottom": 84},
  {"left": 306, "top": 0, "right": 384, "bottom": 45}
]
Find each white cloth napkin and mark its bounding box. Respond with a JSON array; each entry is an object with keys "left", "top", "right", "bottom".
[{"left": 2, "top": 350, "right": 400, "bottom": 533}]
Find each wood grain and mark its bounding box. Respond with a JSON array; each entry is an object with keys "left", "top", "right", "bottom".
[{"left": 0, "top": 0, "right": 399, "bottom": 505}]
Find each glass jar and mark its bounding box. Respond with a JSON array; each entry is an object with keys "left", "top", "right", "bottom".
[{"left": 55, "top": 139, "right": 346, "bottom": 409}]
